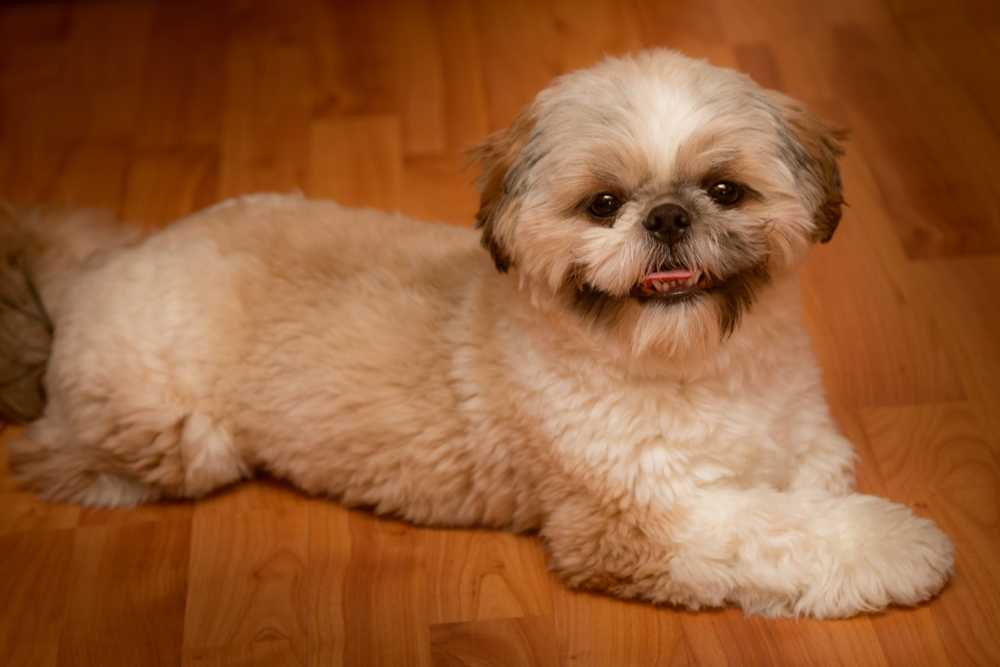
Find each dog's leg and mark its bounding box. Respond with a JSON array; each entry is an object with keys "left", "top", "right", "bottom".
[
  {"left": 542, "top": 487, "right": 953, "bottom": 618},
  {"left": 788, "top": 431, "right": 857, "bottom": 495},
  {"left": 9, "top": 398, "right": 247, "bottom": 506},
  {"left": 8, "top": 406, "right": 162, "bottom": 507}
]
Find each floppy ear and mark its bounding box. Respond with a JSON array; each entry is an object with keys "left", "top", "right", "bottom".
[
  {"left": 469, "top": 111, "right": 537, "bottom": 272},
  {"left": 768, "top": 92, "right": 847, "bottom": 243}
]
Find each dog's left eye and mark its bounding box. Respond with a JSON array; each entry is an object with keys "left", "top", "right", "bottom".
[
  {"left": 706, "top": 181, "right": 744, "bottom": 206},
  {"left": 587, "top": 193, "right": 623, "bottom": 219}
]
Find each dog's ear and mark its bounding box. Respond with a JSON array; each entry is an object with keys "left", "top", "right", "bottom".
[
  {"left": 469, "top": 111, "right": 537, "bottom": 272},
  {"left": 768, "top": 92, "right": 847, "bottom": 243}
]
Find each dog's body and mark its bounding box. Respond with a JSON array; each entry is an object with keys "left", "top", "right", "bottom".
[{"left": 0, "top": 51, "right": 953, "bottom": 618}]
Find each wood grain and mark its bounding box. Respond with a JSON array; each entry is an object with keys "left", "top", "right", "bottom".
[
  {"left": 58, "top": 521, "right": 190, "bottom": 667},
  {"left": 182, "top": 483, "right": 311, "bottom": 666},
  {"left": 430, "top": 616, "right": 560, "bottom": 667},
  {"left": 2, "top": 0, "right": 999, "bottom": 664},
  {"left": 0, "top": 526, "right": 74, "bottom": 667}
]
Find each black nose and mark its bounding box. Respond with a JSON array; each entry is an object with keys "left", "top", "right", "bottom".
[{"left": 643, "top": 203, "right": 691, "bottom": 244}]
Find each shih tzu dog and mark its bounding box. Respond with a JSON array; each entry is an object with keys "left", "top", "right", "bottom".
[{"left": 0, "top": 50, "right": 953, "bottom": 618}]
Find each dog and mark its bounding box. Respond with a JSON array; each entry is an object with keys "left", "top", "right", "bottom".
[{"left": 0, "top": 50, "right": 953, "bottom": 618}]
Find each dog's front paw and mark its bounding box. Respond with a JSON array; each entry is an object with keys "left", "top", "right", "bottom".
[{"left": 795, "top": 495, "right": 954, "bottom": 618}]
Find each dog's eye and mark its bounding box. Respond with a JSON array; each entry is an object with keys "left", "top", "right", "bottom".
[
  {"left": 587, "top": 193, "right": 623, "bottom": 219},
  {"left": 706, "top": 181, "right": 744, "bottom": 206}
]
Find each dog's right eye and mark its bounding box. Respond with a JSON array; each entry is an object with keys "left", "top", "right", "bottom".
[
  {"left": 587, "top": 193, "right": 623, "bottom": 219},
  {"left": 706, "top": 181, "right": 744, "bottom": 207}
]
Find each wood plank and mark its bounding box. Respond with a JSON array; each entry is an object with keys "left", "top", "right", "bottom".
[
  {"left": 553, "top": 588, "right": 691, "bottom": 666},
  {"left": 861, "top": 403, "right": 1000, "bottom": 666},
  {"left": 801, "top": 149, "right": 967, "bottom": 410},
  {"left": 121, "top": 148, "right": 220, "bottom": 227},
  {"left": 681, "top": 611, "right": 890, "bottom": 667},
  {"left": 430, "top": 615, "right": 560, "bottom": 667},
  {"left": 823, "top": 21, "right": 1000, "bottom": 258},
  {"left": 217, "top": 5, "right": 313, "bottom": 199},
  {"left": 0, "top": 529, "right": 74, "bottom": 667},
  {"left": 133, "top": 0, "right": 229, "bottom": 150},
  {"left": 384, "top": 1, "right": 447, "bottom": 158},
  {"left": 182, "top": 482, "right": 310, "bottom": 666},
  {"left": 57, "top": 521, "right": 190, "bottom": 667},
  {"left": 299, "top": 499, "right": 352, "bottom": 666},
  {"left": 76, "top": 499, "right": 194, "bottom": 529},
  {"left": 337, "top": 512, "right": 432, "bottom": 667},
  {"left": 421, "top": 529, "right": 555, "bottom": 625},
  {"left": 306, "top": 114, "right": 403, "bottom": 209},
  {"left": 400, "top": 156, "right": 478, "bottom": 226},
  {"left": 907, "top": 257, "right": 1000, "bottom": 408},
  {"left": 46, "top": 142, "right": 131, "bottom": 211}
]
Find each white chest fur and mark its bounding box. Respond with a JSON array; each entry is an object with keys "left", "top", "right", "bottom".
[{"left": 504, "top": 282, "right": 828, "bottom": 511}]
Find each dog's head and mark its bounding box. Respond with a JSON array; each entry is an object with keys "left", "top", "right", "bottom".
[{"left": 473, "top": 50, "right": 845, "bottom": 356}]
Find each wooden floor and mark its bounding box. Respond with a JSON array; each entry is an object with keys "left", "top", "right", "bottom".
[{"left": 1, "top": 0, "right": 999, "bottom": 665}]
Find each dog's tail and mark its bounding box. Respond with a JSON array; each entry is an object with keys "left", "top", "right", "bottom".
[{"left": 0, "top": 203, "right": 139, "bottom": 423}]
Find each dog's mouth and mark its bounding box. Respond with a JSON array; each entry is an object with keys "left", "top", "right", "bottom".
[{"left": 630, "top": 268, "right": 717, "bottom": 301}]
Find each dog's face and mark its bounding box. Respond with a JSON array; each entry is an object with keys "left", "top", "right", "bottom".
[{"left": 474, "top": 50, "right": 844, "bottom": 357}]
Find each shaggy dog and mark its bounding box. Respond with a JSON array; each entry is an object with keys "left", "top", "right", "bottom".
[{"left": 0, "top": 50, "right": 953, "bottom": 618}]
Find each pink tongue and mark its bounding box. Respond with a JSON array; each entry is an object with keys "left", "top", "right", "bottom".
[{"left": 644, "top": 270, "right": 693, "bottom": 283}]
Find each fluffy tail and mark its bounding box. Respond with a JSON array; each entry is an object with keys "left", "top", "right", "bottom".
[{"left": 0, "top": 203, "right": 139, "bottom": 423}]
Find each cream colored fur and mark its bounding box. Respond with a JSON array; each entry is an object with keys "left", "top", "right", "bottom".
[{"left": 4, "top": 50, "right": 953, "bottom": 618}]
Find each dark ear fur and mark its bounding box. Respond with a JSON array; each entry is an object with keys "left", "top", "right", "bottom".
[
  {"left": 769, "top": 92, "right": 847, "bottom": 243},
  {"left": 469, "top": 111, "right": 537, "bottom": 272}
]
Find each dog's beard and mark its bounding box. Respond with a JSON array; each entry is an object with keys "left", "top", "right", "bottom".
[
  {"left": 568, "top": 263, "right": 769, "bottom": 330},
  {"left": 562, "top": 237, "right": 772, "bottom": 350}
]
